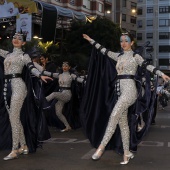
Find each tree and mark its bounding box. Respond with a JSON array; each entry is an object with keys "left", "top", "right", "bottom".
[{"left": 65, "top": 17, "right": 121, "bottom": 71}]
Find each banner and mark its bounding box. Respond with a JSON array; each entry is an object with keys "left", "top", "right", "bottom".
[
  {"left": 7, "top": 0, "right": 38, "bottom": 13},
  {"left": 0, "top": 0, "right": 38, "bottom": 18},
  {"left": 16, "top": 13, "right": 32, "bottom": 41},
  {"left": 0, "top": 1, "right": 18, "bottom": 18}
]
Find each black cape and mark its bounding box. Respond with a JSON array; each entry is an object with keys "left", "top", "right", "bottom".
[
  {"left": 80, "top": 47, "right": 157, "bottom": 154},
  {"left": 0, "top": 56, "right": 51, "bottom": 152}
]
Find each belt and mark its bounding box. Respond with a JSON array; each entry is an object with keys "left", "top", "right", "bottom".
[
  {"left": 117, "top": 75, "right": 135, "bottom": 79},
  {"left": 115, "top": 75, "right": 135, "bottom": 99},
  {"left": 4, "top": 73, "right": 22, "bottom": 79},
  {"left": 59, "top": 87, "right": 71, "bottom": 91}
]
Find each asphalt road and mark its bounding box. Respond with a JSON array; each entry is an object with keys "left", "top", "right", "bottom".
[{"left": 1, "top": 104, "right": 170, "bottom": 170}]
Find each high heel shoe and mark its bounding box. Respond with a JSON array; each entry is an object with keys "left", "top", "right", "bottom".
[
  {"left": 92, "top": 148, "right": 105, "bottom": 160},
  {"left": 3, "top": 151, "right": 18, "bottom": 161},
  {"left": 137, "top": 122, "right": 145, "bottom": 132},
  {"left": 120, "top": 152, "right": 134, "bottom": 165},
  {"left": 18, "top": 146, "right": 29, "bottom": 155},
  {"left": 60, "top": 127, "right": 72, "bottom": 132}
]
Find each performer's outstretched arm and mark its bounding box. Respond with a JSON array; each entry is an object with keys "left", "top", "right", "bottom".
[
  {"left": 83, "top": 34, "right": 119, "bottom": 62},
  {"left": 0, "top": 49, "right": 9, "bottom": 58},
  {"left": 134, "top": 54, "right": 170, "bottom": 82}
]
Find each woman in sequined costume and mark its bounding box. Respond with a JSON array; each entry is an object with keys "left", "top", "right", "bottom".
[
  {"left": 82, "top": 33, "right": 170, "bottom": 164},
  {"left": 0, "top": 32, "right": 52, "bottom": 161},
  {"left": 35, "top": 62, "right": 85, "bottom": 132}
]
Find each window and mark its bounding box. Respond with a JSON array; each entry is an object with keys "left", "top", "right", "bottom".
[
  {"left": 159, "top": 45, "right": 170, "bottom": 52},
  {"left": 137, "top": 33, "right": 142, "bottom": 40},
  {"left": 137, "top": 20, "right": 143, "bottom": 28},
  {"left": 159, "top": 32, "right": 170, "bottom": 39},
  {"left": 159, "top": 6, "right": 170, "bottom": 13},
  {"left": 122, "top": 14, "right": 126, "bottom": 21},
  {"left": 147, "top": 33, "right": 153, "bottom": 39},
  {"left": 70, "top": 0, "right": 74, "bottom": 5},
  {"left": 131, "top": 16, "right": 136, "bottom": 24},
  {"left": 159, "top": 59, "right": 170, "bottom": 66},
  {"left": 159, "top": 19, "right": 170, "bottom": 27},
  {"left": 130, "top": 30, "right": 136, "bottom": 38},
  {"left": 147, "top": 20, "right": 153, "bottom": 26},
  {"left": 147, "top": 7, "right": 153, "bottom": 13},
  {"left": 122, "top": 0, "right": 127, "bottom": 7},
  {"left": 99, "top": 3, "right": 102, "bottom": 12},
  {"left": 131, "top": 2, "right": 137, "bottom": 9},
  {"left": 138, "top": 0, "right": 143, "bottom": 2},
  {"left": 137, "top": 8, "right": 143, "bottom": 15},
  {"left": 83, "top": 0, "right": 90, "bottom": 9}
]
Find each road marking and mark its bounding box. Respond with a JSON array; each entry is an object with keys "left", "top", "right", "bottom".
[
  {"left": 43, "top": 138, "right": 90, "bottom": 143},
  {"left": 43, "top": 138, "right": 170, "bottom": 148},
  {"left": 139, "top": 141, "right": 164, "bottom": 147},
  {"left": 168, "top": 142, "right": 170, "bottom": 147},
  {"left": 149, "top": 125, "right": 170, "bottom": 128},
  {"left": 160, "top": 125, "right": 170, "bottom": 128}
]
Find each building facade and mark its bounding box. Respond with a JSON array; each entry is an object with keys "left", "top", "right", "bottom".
[
  {"left": 39, "top": 0, "right": 137, "bottom": 34},
  {"left": 137, "top": 0, "right": 170, "bottom": 73},
  {"left": 110, "top": 0, "right": 137, "bottom": 35},
  {"left": 40, "top": 0, "right": 106, "bottom": 16}
]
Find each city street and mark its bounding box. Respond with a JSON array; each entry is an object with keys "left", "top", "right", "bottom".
[{"left": 0, "top": 104, "right": 170, "bottom": 170}]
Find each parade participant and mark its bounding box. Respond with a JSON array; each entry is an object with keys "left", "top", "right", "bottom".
[
  {"left": 35, "top": 61, "right": 85, "bottom": 132},
  {"left": 157, "top": 82, "right": 170, "bottom": 110},
  {"left": 39, "top": 53, "right": 58, "bottom": 96},
  {"left": 40, "top": 53, "right": 56, "bottom": 73},
  {"left": 82, "top": 33, "right": 170, "bottom": 165},
  {"left": 0, "top": 31, "right": 52, "bottom": 161}
]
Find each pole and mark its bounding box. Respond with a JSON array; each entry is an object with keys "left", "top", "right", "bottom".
[
  {"left": 153, "top": 10, "right": 158, "bottom": 67},
  {"left": 120, "top": 0, "right": 122, "bottom": 28},
  {"left": 104, "top": 0, "right": 105, "bottom": 17}
]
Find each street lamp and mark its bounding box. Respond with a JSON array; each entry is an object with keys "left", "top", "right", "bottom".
[
  {"left": 106, "top": 10, "right": 111, "bottom": 14},
  {"left": 33, "top": 35, "right": 43, "bottom": 40},
  {"left": 131, "top": 9, "right": 136, "bottom": 15},
  {"left": 33, "top": 35, "right": 39, "bottom": 39}
]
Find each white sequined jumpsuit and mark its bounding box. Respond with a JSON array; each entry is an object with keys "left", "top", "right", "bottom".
[
  {"left": 90, "top": 40, "right": 164, "bottom": 152},
  {"left": 0, "top": 48, "right": 41, "bottom": 150},
  {"left": 44, "top": 71, "right": 84, "bottom": 129}
]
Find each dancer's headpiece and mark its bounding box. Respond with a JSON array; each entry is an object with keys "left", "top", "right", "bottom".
[{"left": 13, "top": 29, "right": 27, "bottom": 42}]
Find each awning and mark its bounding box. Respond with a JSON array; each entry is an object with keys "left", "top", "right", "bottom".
[
  {"left": 33, "top": 0, "right": 87, "bottom": 42},
  {"left": 33, "top": 0, "right": 86, "bottom": 22}
]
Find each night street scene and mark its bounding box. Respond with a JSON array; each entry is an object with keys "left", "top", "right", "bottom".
[{"left": 0, "top": 0, "right": 170, "bottom": 170}]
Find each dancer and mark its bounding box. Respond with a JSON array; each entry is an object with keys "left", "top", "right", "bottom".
[
  {"left": 82, "top": 33, "right": 170, "bottom": 164},
  {"left": 35, "top": 61, "right": 85, "bottom": 132},
  {"left": 0, "top": 31, "right": 52, "bottom": 161}
]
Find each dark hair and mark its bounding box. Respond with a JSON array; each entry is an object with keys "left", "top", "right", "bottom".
[
  {"left": 40, "top": 53, "right": 48, "bottom": 59},
  {"left": 28, "top": 46, "right": 41, "bottom": 59}
]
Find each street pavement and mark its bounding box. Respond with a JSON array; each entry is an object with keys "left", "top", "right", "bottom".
[{"left": 1, "top": 103, "right": 170, "bottom": 170}]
